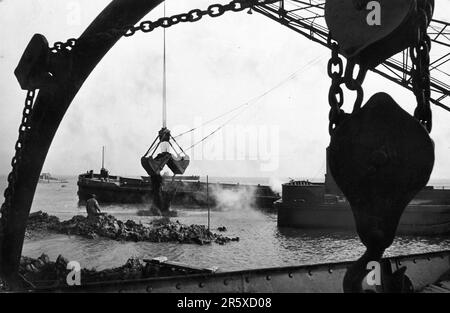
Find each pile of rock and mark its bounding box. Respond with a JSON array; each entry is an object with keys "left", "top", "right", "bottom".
[
  {"left": 26, "top": 211, "right": 239, "bottom": 245},
  {"left": 19, "top": 254, "right": 68, "bottom": 287},
  {"left": 17, "top": 254, "right": 155, "bottom": 289},
  {"left": 25, "top": 211, "right": 60, "bottom": 239},
  {"left": 6, "top": 253, "right": 219, "bottom": 290}
]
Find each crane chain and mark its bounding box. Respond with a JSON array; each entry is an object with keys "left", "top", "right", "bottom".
[
  {"left": 327, "top": 38, "right": 344, "bottom": 135},
  {"left": 327, "top": 36, "right": 366, "bottom": 135},
  {"left": 411, "top": 0, "right": 433, "bottom": 133},
  {"left": 123, "top": 0, "right": 275, "bottom": 37},
  {"left": 0, "top": 90, "right": 36, "bottom": 223},
  {"left": 50, "top": 39, "right": 77, "bottom": 54},
  {"left": 47, "top": 0, "right": 277, "bottom": 51}
]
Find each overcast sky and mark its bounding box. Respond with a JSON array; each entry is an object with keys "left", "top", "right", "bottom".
[{"left": 1, "top": 0, "right": 450, "bottom": 180}]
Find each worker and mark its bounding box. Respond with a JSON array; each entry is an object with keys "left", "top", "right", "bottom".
[{"left": 86, "top": 194, "right": 102, "bottom": 219}]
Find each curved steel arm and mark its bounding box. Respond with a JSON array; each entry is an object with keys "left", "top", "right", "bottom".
[{"left": 0, "top": 0, "right": 163, "bottom": 287}]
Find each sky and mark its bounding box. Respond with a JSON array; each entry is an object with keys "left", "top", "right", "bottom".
[{"left": 0, "top": 0, "right": 450, "bottom": 180}]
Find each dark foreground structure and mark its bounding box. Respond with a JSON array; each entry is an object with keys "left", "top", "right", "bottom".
[
  {"left": 1, "top": 0, "right": 449, "bottom": 293},
  {"left": 18, "top": 250, "right": 450, "bottom": 293}
]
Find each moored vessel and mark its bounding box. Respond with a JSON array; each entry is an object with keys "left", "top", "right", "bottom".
[
  {"left": 77, "top": 170, "right": 280, "bottom": 208},
  {"left": 276, "top": 150, "right": 450, "bottom": 235},
  {"left": 38, "top": 173, "right": 68, "bottom": 184}
]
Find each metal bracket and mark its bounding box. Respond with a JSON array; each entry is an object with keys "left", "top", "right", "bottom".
[{"left": 14, "top": 34, "right": 51, "bottom": 90}]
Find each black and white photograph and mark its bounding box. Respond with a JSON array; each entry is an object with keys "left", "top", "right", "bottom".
[{"left": 1, "top": 0, "right": 450, "bottom": 299}]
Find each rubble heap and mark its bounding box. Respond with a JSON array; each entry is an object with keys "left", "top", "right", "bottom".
[
  {"left": 26, "top": 211, "right": 60, "bottom": 238},
  {"left": 26, "top": 211, "right": 239, "bottom": 245},
  {"left": 14, "top": 254, "right": 189, "bottom": 290}
]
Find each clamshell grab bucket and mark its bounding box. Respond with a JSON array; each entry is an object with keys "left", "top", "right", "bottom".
[
  {"left": 167, "top": 155, "right": 190, "bottom": 175},
  {"left": 141, "top": 152, "right": 172, "bottom": 176},
  {"left": 141, "top": 127, "right": 190, "bottom": 176}
]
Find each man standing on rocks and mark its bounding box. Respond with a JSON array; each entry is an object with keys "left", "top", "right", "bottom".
[{"left": 86, "top": 194, "right": 102, "bottom": 219}]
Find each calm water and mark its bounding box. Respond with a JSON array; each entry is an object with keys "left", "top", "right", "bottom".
[{"left": 2, "top": 176, "right": 450, "bottom": 272}]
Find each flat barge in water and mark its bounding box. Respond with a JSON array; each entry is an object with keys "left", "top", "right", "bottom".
[
  {"left": 77, "top": 171, "right": 280, "bottom": 208},
  {"left": 276, "top": 152, "right": 450, "bottom": 235}
]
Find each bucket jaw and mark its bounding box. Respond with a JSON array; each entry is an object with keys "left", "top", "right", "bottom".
[
  {"left": 167, "top": 155, "right": 190, "bottom": 175},
  {"left": 141, "top": 152, "right": 172, "bottom": 177}
]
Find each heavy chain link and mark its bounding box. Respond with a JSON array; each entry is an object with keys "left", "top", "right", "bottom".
[
  {"left": 327, "top": 38, "right": 344, "bottom": 135},
  {"left": 410, "top": 0, "right": 433, "bottom": 133},
  {"left": 0, "top": 90, "right": 36, "bottom": 221},
  {"left": 327, "top": 36, "right": 366, "bottom": 135},
  {"left": 50, "top": 39, "right": 77, "bottom": 54},
  {"left": 327, "top": 2, "right": 432, "bottom": 135},
  {"left": 50, "top": 0, "right": 276, "bottom": 50}
]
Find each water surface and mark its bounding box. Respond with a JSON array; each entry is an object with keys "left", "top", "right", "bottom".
[{"left": 2, "top": 176, "right": 450, "bottom": 271}]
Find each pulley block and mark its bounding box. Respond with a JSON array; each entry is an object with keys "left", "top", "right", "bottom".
[
  {"left": 328, "top": 93, "right": 434, "bottom": 251},
  {"left": 325, "top": 0, "right": 434, "bottom": 68}
]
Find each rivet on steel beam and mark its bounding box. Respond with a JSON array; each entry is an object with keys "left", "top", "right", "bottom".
[
  {"left": 413, "top": 259, "right": 417, "bottom": 264},
  {"left": 245, "top": 277, "right": 250, "bottom": 283},
  {"left": 146, "top": 285, "right": 152, "bottom": 293},
  {"left": 328, "top": 268, "right": 333, "bottom": 274},
  {"left": 427, "top": 257, "right": 431, "bottom": 261},
  {"left": 175, "top": 283, "right": 181, "bottom": 290},
  {"left": 288, "top": 273, "right": 293, "bottom": 278},
  {"left": 266, "top": 275, "right": 271, "bottom": 281},
  {"left": 199, "top": 282, "right": 205, "bottom": 288},
  {"left": 308, "top": 270, "right": 313, "bottom": 276}
]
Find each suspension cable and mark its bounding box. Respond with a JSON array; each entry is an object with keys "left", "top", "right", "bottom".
[
  {"left": 184, "top": 108, "right": 246, "bottom": 151},
  {"left": 162, "top": 2, "right": 167, "bottom": 128},
  {"left": 174, "top": 54, "right": 324, "bottom": 141},
  {"left": 182, "top": 55, "right": 325, "bottom": 151}
]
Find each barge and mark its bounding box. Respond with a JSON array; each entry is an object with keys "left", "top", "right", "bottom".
[
  {"left": 77, "top": 170, "right": 280, "bottom": 208},
  {"left": 38, "top": 173, "right": 68, "bottom": 184},
  {"left": 276, "top": 151, "right": 450, "bottom": 235}
]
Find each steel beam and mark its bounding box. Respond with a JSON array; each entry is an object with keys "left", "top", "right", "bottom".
[
  {"left": 36, "top": 250, "right": 450, "bottom": 293},
  {"left": 254, "top": 0, "right": 450, "bottom": 109}
]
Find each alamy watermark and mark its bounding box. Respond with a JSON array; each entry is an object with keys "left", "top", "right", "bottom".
[
  {"left": 171, "top": 118, "right": 280, "bottom": 172},
  {"left": 366, "top": 261, "right": 381, "bottom": 286},
  {"left": 366, "top": 1, "right": 381, "bottom": 26},
  {"left": 66, "top": 260, "right": 81, "bottom": 286}
]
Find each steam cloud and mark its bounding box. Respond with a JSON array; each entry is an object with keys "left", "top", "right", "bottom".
[{"left": 210, "top": 184, "right": 257, "bottom": 210}]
